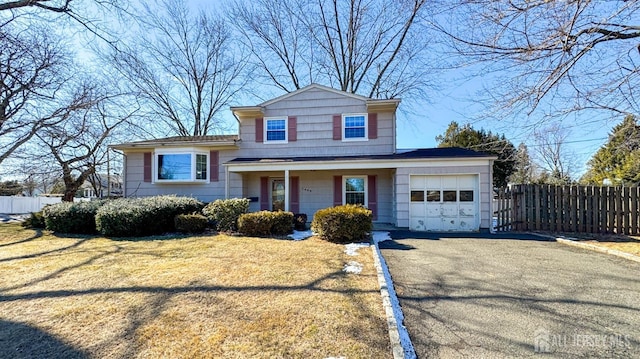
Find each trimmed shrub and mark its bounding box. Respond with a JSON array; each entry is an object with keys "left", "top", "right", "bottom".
[
  {"left": 311, "top": 204, "right": 373, "bottom": 243},
  {"left": 238, "top": 211, "right": 294, "bottom": 236},
  {"left": 238, "top": 211, "right": 272, "bottom": 236},
  {"left": 96, "top": 195, "right": 204, "bottom": 237},
  {"left": 271, "top": 211, "right": 294, "bottom": 235},
  {"left": 293, "top": 213, "right": 307, "bottom": 231},
  {"left": 202, "top": 198, "right": 249, "bottom": 232},
  {"left": 21, "top": 211, "right": 46, "bottom": 229},
  {"left": 43, "top": 200, "right": 107, "bottom": 234},
  {"left": 174, "top": 214, "right": 208, "bottom": 233}
]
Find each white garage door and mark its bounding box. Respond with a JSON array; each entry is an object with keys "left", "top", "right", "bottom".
[{"left": 409, "top": 175, "right": 479, "bottom": 231}]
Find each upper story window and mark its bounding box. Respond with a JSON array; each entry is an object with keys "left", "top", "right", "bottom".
[
  {"left": 265, "top": 117, "right": 287, "bottom": 143},
  {"left": 156, "top": 151, "right": 208, "bottom": 182},
  {"left": 343, "top": 114, "right": 367, "bottom": 141}
]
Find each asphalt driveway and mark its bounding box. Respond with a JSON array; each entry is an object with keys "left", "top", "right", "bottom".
[{"left": 380, "top": 233, "right": 640, "bottom": 358}]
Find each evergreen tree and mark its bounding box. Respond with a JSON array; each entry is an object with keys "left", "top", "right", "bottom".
[
  {"left": 436, "top": 121, "right": 516, "bottom": 187},
  {"left": 509, "top": 143, "right": 535, "bottom": 184},
  {"left": 582, "top": 115, "right": 640, "bottom": 186}
]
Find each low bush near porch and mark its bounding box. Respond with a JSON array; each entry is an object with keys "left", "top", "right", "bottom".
[
  {"left": 238, "top": 211, "right": 294, "bottom": 236},
  {"left": 174, "top": 214, "right": 208, "bottom": 233},
  {"left": 311, "top": 204, "right": 373, "bottom": 243},
  {"left": 202, "top": 198, "right": 249, "bottom": 232}
]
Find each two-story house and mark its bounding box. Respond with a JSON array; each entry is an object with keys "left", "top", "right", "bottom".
[{"left": 111, "top": 84, "right": 496, "bottom": 232}]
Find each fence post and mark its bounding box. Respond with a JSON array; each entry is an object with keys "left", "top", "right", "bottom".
[{"left": 632, "top": 187, "right": 639, "bottom": 235}]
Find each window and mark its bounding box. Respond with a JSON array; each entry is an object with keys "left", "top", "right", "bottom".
[
  {"left": 344, "top": 176, "right": 367, "bottom": 206},
  {"left": 411, "top": 190, "right": 424, "bottom": 202},
  {"left": 426, "top": 190, "right": 440, "bottom": 202},
  {"left": 196, "top": 154, "right": 207, "bottom": 180},
  {"left": 343, "top": 114, "right": 367, "bottom": 140},
  {"left": 156, "top": 151, "right": 208, "bottom": 182},
  {"left": 460, "top": 190, "right": 474, "bottom": 202},
  {"left": 443, "top": 190, "right": 457, "bottom": 202},
  {"left": 265, "top": 118, "right": 287, "bottom": 143}
]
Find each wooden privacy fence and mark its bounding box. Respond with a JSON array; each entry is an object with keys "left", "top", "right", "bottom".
[{"left": 494, "top": 184, "right": 640, "bottom": 235}]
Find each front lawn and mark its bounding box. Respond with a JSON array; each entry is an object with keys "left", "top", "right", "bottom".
[{"left": 0, "top": 224, "right": 389, "bottom": 358}]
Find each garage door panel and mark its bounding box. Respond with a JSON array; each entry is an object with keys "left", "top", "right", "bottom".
[
  {"left": 441, "top": 204, "right": 458, "bottom": 217},
  {"left": 410, "top": 176, "right": 426, "bottom": 189},
  {"left": 459, "top": 203, "right": 476, "bottom": 217},
  {"left": 457, "top": 175, "right": 476, "bottom": 187},
  {"left": 426, "top": 204, "right": 440, "bottom": 217},
  {"left": 425, "top": 176, "right": 441, "bottom": 188}
]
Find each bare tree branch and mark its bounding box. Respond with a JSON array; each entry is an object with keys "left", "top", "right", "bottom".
[
  {"left": 230, "top": 0, "right": 434, "bottom": 99},
  {"left": 109, "top": 0, "right": 248, "bottom": 137},
  {"left": 437, "top": 0, "right": 640, "bottom": 119}
]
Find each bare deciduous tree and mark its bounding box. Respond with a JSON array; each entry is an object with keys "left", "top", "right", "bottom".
[
  {"left": 35, "top": 82, "right": 135, "bottom": 201},
  {"left": 110, "top": 0, "right": 247, "bottom": 137},
  {"left": 533, "top": 123, "right": 577, "bottom": 184},
  {"left": 437, "top": 0, "right": 640, "bottom": 119},
  {"left": 231, "top": 0, "right": 433, "bottom": 99},
  {"left": 0, "top": 24, "right": 71, "bottom": 165}
]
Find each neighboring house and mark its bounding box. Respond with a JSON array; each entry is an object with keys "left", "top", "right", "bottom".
[
  {"left": 111, "top": 84, "right": 496, "bottom": 231},
  {"left": 80, "top": 173, "right": 123, "bottom": 199}
]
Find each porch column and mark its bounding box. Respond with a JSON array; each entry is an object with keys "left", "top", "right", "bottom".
[
  {"left": 225, "top": 167, "right": 230, "bottom": 199},
  {"left": 284, "top": 169, "right": 290, "bottom": 212}
]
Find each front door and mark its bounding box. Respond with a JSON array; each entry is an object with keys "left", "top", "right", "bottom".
[{"left": 271, "top": 179, "right": 285, "bottom": 211}]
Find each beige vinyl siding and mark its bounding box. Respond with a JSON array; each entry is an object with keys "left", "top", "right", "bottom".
[
  {"left": 242, "top": 169, "right": 394, "bottom": 223},
  {"left": 395, "top": 163, "right": 493, "bottom": 230},
  {"left": 238, "top": 87, "right": 395, "bottom": 157}
]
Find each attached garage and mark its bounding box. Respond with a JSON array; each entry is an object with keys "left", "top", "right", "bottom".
[{"left": 409, "top": 174, "right": 480, "bottom": 231}]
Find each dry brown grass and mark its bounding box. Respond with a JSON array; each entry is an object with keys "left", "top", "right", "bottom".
[
  {"left": 0, "top": 224, "right": 390, "bottom": 358},
  {"left": 585, "top": 235, "right": 640, "bottom": 256}
]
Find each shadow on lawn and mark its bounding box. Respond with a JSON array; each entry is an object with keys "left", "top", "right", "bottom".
[
  {"left": 0, "top": 269, "right": 379, "bottom": 303},
  {"left": 0, "top": 229, "right": 43, "bottom": 248},
  {"left": 0, "top": 237, "right": 90, "bottom": 263},
  {"left": 0, "top": 319, "right": 88, "bottom": 359}
]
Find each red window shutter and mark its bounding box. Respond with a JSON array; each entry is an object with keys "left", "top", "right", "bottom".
[
  {"left": 290, "top": 176, "right": 300, "bottom": 213},
  {"left": 288, "top": 116, "right": 297, "bottom": 142},
  {"left": 260, "top": 176, "right": 269, "bottom": 210},
  {"left": 368, "top": 113, "right": 378, "bottom": 139},
  {"left": 333, "top": 115, "right": 342, "bottom": 140},
  {"left": 209, "top": 150, "right": 219, "bottom": 182},
  {"left": 255, "top": 118, "right": 264, "bottom": 143},
  {"left": 368, "top": 175, "right": 378, "bottom": 220},
  {"left": 143, "top": 152, "right": 152, "bottom": 183},
  {"left": 333, "top": 175, "right": 342, "bottom": 206}
]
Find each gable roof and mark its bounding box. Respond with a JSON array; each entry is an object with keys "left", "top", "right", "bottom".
[
  {"left": 231, "top": 83, "right": 401, "bottom": 117},
  {"left": 258, "top": 83, "right": 371, "bottom": 107},
  {"left": 110, "top": 135, "right": 239, "bottom": 150}
]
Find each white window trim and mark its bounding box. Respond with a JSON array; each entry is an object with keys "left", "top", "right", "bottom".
[
  {"left": 342, "top": 175, "right": 368, "bottom": 206},
  {"left": 263, "top": 117, "right": 288, "bottom": 144},
  {"left": 341, "top": 113, "right": 368, "bottom": 142},
  {"left": 154, "top": 148, "right": 209, "bottom": 183}
]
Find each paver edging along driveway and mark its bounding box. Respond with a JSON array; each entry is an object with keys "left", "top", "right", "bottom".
[{"left": 379, "top": 232, "right": 640, "bottom": 358}]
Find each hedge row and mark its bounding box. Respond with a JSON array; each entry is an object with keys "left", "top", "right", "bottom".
[
  {"left": 95, "top": 196, "right": 204, "bottom": 237},
  {"left": 311, "top": 204, "right": 372, "bottom": 243},
  {"left": 237, "top": 211, "right": 294, "bottom": 236},
  {"left": 39, "top": 197, "right": 373, "bottom": 243}
]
